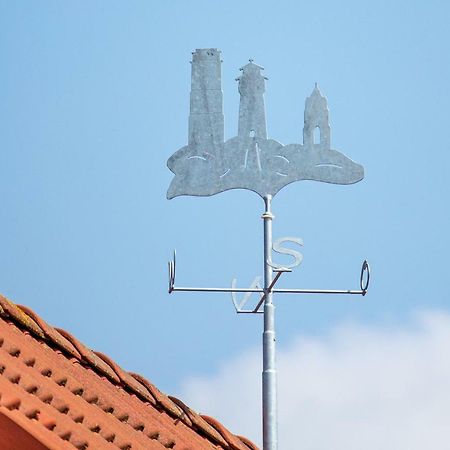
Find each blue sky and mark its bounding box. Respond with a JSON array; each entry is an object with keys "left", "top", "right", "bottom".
[{"left": 1, "top": 1, "right": 450, "bottom": 445}]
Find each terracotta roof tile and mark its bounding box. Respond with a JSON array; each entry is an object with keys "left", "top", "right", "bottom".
[{"left": 0, "top": 294, "right": 259, "bottom": 450}]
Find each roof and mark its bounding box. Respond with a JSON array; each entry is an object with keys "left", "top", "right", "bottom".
[{"left": 0, "top": 294, "right": 259, "bottom": 450}]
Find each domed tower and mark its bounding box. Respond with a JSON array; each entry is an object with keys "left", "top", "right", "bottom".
[
  {"left": 237, "top": 61, "right": 268, "bottom": 140},
  {"left": 188, "top": 49, "right": 224, "bottom": 161},
  {"left": 303, "top": 84, "right": 331, "bottom": 149}
]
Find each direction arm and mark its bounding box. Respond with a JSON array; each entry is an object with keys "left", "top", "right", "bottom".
[{"left": 168, "top": 251, "right": 370, "bottom": 304}]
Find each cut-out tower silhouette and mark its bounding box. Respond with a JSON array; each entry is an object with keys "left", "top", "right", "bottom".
[
  {"left": 189, "top": 49, "right": 224, "bottom": 171},
  {"left": 237, "top": 61, "right": 268, "bottom": 140},
  {"left": 303, "top": 84, "right": 331, "bottom": 149}
]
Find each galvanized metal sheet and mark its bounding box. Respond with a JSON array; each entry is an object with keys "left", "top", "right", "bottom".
[{"left": 167, "top": 49, "right": 364, "bottom": 199}]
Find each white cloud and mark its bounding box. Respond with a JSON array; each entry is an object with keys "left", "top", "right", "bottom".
[{"left": 179, "top": 311, "right": 450, "bottom": 449}]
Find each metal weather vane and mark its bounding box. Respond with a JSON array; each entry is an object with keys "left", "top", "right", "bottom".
[
  {"left": 166, "top": 49, "right": 370, "bottom": 450},
  {"left": 167, "top": 50, "right": 363, "bottom": 199}
]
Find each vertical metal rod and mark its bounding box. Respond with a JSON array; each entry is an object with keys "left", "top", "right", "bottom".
[{"left": 262, "top": 195, "right": 277, "bottom": 450}]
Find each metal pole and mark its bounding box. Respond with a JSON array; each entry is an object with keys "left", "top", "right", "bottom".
[{"left": 262, "top": 195, "right": 277, "bottom": 450}]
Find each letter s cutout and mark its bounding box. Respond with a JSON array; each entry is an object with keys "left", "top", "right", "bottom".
[{"left": 269, "top": 237, "right": 304, "bottom": 270}]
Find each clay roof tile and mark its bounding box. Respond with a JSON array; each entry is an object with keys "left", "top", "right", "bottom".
[{"left": 0, "top": 294, "right": 259, "bottom": 450}]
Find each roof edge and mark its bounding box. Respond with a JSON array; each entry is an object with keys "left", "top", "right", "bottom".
[{"left": 0, "top": 294, "right": 259, "bottom": 450}]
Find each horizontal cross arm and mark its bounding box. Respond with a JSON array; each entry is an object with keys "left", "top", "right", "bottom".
[
  {"left": 170, "top": 286, "right": 264, "bottom": 293},
  {"left": 168, "top": 251, "right": 370, "bottom": 301},
  {"left": 273, "top": 288, "right": 366, "bottom": 295},
  {"left": 169, "top": 287, "right": 366, "bottom": 295}
]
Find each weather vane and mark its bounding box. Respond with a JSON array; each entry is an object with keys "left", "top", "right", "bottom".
[{"left": 166, "top": 48, "right": 370, "bottom": 450}]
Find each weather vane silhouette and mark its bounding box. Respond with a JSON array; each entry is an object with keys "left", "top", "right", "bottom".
[{"left": 166, "top": 48, "right": 370, "bottom": 450}]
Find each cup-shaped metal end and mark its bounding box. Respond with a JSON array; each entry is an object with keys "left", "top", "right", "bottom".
[
  {"left": 360, "top": 260, "right": 370, "bottom": 294},
  {"left": 168, "top": 250, "right": 177, "bottom": 293}
]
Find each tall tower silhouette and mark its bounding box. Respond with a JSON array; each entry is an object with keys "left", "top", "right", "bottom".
[
  {"left": 303, "top": 84, "right": 331, "bottom": 149},
  {"left": 237, "top": 61, "right": 268, "bottom": 140},
  {"left": 189, "top": 49, "right": 224, "bottom": 168}
]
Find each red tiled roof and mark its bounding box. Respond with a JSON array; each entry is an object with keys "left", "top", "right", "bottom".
[{"left": 0, "top": 295, "right": 259, "bottom": 450}]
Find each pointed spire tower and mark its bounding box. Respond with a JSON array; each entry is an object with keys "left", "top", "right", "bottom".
[
  {"left": 237, "top": 60, "right": 268, "bottom": 140},
  {"left": 303, "top": 83, "right": 331, "bottom": 149}
]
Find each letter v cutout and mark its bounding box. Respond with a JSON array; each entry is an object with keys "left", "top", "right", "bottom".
[{"left": 231, "top": 276, "right": 262, "bottom": 311}]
